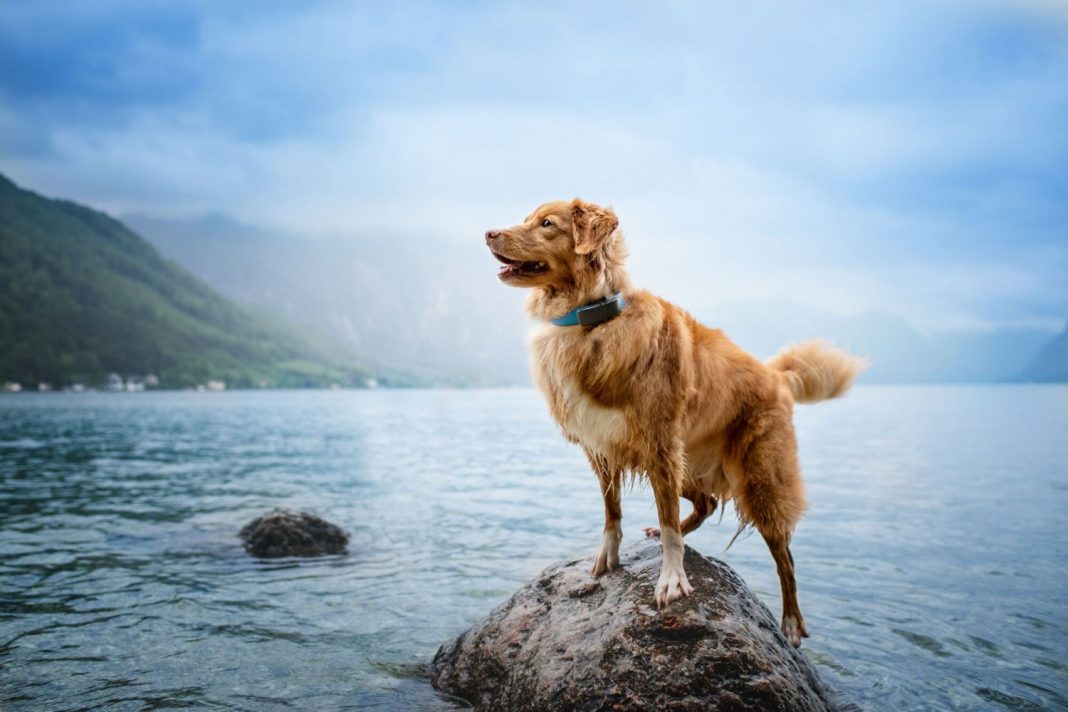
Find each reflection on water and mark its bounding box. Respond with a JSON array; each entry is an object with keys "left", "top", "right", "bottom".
[{"left": 1, "top": 386, "right": 1066, "bottom": 710}]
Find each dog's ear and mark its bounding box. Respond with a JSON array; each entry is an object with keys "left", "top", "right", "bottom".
[{"left": 570, "top": 199, "right": 619, "bottom": 255}]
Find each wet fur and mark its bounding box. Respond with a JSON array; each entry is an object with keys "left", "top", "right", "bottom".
[{"left": 486, "top": 199, "right": 866, "bottom": 646}]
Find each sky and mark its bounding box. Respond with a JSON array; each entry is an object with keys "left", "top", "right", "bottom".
[{"left": 1, "top": 0, "right": 1066, "bottom": 334}]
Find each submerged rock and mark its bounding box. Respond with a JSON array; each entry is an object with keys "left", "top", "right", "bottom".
[
  {"left": 239, "top": 509, "right": 349, "bottom": 557},
  {"left": 432, "top": 538, "right": 837, "bottom": 711}
]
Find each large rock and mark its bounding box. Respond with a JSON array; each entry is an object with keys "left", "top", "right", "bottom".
[
  {"left": 239, "top": 509, "right": 349, "bottom": 557},
  {"left": 432, "top": 538, "right": 837, "bottom": 711}
]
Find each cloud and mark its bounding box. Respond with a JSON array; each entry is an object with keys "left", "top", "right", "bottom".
[{"left": 1, "top": 0, "right": 1065, "bottom": 333}]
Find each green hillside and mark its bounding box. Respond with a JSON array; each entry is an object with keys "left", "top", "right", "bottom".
[
  {"left": 0, "top": 173, "right": 372, "bottom": 389},
  {"left": 1020, "top": 323, "right": 1068, "bottom": 382}
]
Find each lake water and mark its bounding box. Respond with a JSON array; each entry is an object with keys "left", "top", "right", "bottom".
[{"left": 1, "top": 386, "right": 1066, "bottom": 710}]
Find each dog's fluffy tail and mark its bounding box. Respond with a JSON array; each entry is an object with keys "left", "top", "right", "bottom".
[{"left": 766, "top": 340, "right": 868, "bottom": 403}]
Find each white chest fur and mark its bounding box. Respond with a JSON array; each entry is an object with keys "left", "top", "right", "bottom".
[{"left": 529, "top": 323, "right": 628, "bottom": 454}]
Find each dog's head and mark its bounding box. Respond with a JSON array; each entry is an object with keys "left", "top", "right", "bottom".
[{"left": 484, "top": 198, "right": 622, "bottom": 291}]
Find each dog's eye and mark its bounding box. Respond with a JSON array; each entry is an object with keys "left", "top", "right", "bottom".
[{"left": 541, "top": 219, "right": 553, "bottom": 228}]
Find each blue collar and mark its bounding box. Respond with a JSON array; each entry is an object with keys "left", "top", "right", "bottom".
[{"left": 551, "top": 292, "right": 627, "bottom": 327}]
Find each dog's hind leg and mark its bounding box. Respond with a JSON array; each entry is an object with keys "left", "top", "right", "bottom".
[
  {"left": 586, "top": 449, "right": 622, "bottom": 577},
  {"left": 762, "top": 530, "right": 809, "bottom": 647},
  {"left": 649, "top": 442, "right": 693, "bottom": 607},
  {"left": 727, "top": 419, "right": 810, "bottom": 646},
  {"left": 644, "top": 489, "right": 716, "bottom": 538},
  {"left": 681, "top": 492, "right": 716, "bottom": 535}
]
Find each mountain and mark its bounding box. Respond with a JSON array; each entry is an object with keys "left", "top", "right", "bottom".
[
  {"left": 0, "top": 173, "right": 375, "bottom": 389},
  {"left": 124, "top": 213, "right": 529, "bottom": 386},
  {"left": 929, "top": 328, "right": 1054, "bottom": 383},
  {"left": 708, "top": 301, "right": 1051, "bottom": 384},
  {"left": 1020, "top": 323, "right": 1068, "bottom": 382},
  {"left": 126, "top": 213, "right": 1053, "bottom": 386}
]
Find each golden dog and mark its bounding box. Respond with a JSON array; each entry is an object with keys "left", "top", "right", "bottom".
[{"left": 486, "top": 198, "right": 865, "bottom": 646}]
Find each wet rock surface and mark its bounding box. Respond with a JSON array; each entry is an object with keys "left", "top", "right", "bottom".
[
  {"left": 432, "top": 538, "right": 837, "bottom": 711},
  {"left": 239, "top": 509, "right": 349, "bottom": 557}
]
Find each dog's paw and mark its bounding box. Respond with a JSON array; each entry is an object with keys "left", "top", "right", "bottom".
[
  {"left": 654, "top": 569, "right": 693, "bottom": 608},
  {"left": 591, "top": 549, "right": 617, "bottom": 577},
  {"left": 781, "top": 615, "right": 810, "bottom": 647},
  {"left": 643, "top": 527, "right": 660, "bottom": 539},
  {"left": 591, "top": 530, "right": 621, "bottom": 577}
]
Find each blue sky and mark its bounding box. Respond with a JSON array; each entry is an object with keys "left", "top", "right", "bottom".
[{"left": 1, "top": 1, "right": 1066, "bottom": 333}]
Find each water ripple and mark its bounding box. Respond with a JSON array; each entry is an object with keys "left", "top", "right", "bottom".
[{"left": 1, "top": 386, "right": 1066, "bottom": 710}]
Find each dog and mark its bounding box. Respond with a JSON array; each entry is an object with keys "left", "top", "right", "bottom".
[{"left": 486, "top": 198, "right": 866, "bottom": 647}]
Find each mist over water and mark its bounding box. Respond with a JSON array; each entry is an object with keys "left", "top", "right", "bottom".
[{"left": 1, "top": 387, "right": 1066, "bottom": 710}]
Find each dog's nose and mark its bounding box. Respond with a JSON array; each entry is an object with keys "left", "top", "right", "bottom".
[{"left": 485, "top": 230, "right": 501, "bottom": 244}]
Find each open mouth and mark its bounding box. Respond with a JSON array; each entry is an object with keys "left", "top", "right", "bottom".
[{"left": 492, "top": 251, "right": 549, "bottom": 279}]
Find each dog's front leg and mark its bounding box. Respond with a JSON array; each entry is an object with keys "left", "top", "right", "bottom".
[
  {"left": 649, "top": 444, "right": 693, "bottom": 607},
  {"left": 586, "top": 449, "right": 622, "bottom": 577}
]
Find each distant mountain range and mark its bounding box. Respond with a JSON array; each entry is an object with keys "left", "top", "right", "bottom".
[
  {"left": 1019, "top": 322, "right": 1068, "bottom": 382},
  {"left": 3, "top": 168, "right": 1056, "bottom": 390},
  {"left": 126, "top": 212, "right": 1064, "bottom": 385},
  {"left": 707, "top": 301, "right": 1054, "bottom": 384},
  {"left": 0, "top": 173, "right": 377, "bottom": 389},
  {"left": 124, "top": 213, "right": 528, "bottom": 386},
  {"left": 6, "top": 170, "right": 1050, "bottom": 394}
]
